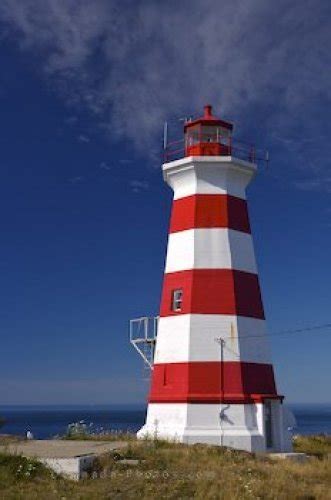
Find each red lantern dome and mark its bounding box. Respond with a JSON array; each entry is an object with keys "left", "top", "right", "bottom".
[{"left": 184, "top": 104, "right": 233, "bottom": 156}]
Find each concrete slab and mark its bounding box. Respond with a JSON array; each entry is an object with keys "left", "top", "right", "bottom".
[
  {"left": 117, "top": 458, "right": 141, "bottom": 466},
  {"left": 0, "top": 440, "right": 128, "bottom": 480},
  {"left": 269, "top": 452, "right": 309, "bottom": 463},
  {"left": 40, "top": 456, "right": 96, "bottom": 480},
  {"left": 0, "top": 439, "right": 127, "bottom": 458}
]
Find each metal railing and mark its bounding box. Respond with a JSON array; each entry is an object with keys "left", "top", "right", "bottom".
[
  {"left": 129, "top": 316, "right": 158, "bottom": 369},
  {"left": 164, "top": 136, "right": 268, "bottom": 166}
]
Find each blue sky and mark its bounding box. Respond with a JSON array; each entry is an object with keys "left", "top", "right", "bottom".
[{"left": 0, "top": 0, "right": 330, "bottom": 405}]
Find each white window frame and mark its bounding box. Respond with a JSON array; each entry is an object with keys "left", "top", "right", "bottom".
[{"left": 172, "top": 289, "right": 183, "bottom": 312}]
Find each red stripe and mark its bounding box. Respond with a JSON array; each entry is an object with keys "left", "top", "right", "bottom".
[
  {"left": 160, "top": 269, "right": 264, "bottom": 319},
  {"left": 149, "top": 395, "right": 283, "bottom": 404},
  {"left": 149, "top": 362, "right": 279, "bottom": 404},
  {"left": 169, "top": 194, "right": 251, "bottom": 234}
]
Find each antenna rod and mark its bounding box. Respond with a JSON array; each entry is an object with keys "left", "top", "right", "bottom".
[{"left": 163, "top": 121, "right": 168, "bottom": 150}]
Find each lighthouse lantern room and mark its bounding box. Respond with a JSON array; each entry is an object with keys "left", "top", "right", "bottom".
[
  {"left": 132, "top": 105, "right": 292, "bottom": 453},
  {"left": 184, "top": 104, "right": 232, "bottom": 157}
]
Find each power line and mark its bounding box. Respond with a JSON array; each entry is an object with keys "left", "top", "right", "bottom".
[
  {"left": 221, "top": 322, "right": 331, "bottom": 342},
  {"left": 270, "top": 322, "right": 331, "bottom": 337}
]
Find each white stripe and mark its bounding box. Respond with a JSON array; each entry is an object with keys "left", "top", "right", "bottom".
[
  {"left": 139, "top": 402, "right": 290, "bottom": 452},
  {"left": 154, "top": 314, "right": 271, "bottom": 364},
  {"left": 165, "top": 228, "right": 257, "bottom": 274},
  {"left": 162, "top": 157, "right": 256, "bottom": 200}
]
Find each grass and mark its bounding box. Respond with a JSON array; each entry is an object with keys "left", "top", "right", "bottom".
[
  {"left": 0, "top": 435, "right": 24, "bottom": 446},
  {"left": 62, "top": 430, "right": 137, "bottom": 442},
  {"left": 0, "top": 435, "right": 329, "bottom": 499},
  {"left": 293, "top": 434, "right": 331, "bottom": 458}
]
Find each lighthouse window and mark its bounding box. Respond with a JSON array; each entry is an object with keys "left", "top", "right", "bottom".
[{"left": 172, "top": 289, "right": 183, "bottom": 312}]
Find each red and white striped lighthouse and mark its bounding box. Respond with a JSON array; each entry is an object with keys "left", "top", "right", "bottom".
[{"left": 137, "top": 105, "right": 292, "bottom": 452}]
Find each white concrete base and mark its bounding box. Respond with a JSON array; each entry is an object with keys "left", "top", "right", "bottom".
[
  {"left": 138, "top": 425, "right": 266, "bottom": 452},
  {"left": 0, "top": 439, "right": 128, "bottom": 481},
  {"left": 40, "top": 455, "right": 95, "bottom": 480},
  {"left": 138, "top": 402, "right": 292, "bottom": 453},
  {"left": 268, "top": 453, "right": 308, "bottom": 463}
]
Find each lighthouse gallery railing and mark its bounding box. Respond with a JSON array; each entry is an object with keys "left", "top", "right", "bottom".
[{"left": 164, "top": 136, "right": 269, "bottom": 165}]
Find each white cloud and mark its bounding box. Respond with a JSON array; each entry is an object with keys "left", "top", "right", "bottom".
[
  {"left": 68, "top": 175, "right": 84, "bottom": 184},
  {"left": 65, "top": 115, "right": 78, "bottom": 125},
  {"left": 130, "top": 180, "right": 149, "bottom": 193},
  {"left": 294, "top": 177, "right": 331, "bottom": 194},
  {"left": 78, "top": 134, "right": 90, "bottom": 143},
  {"left": 0, "top": 0, "right": 330, "bottom": 188},
  {"left": 99, "top": 161, "right": 111, "bottom": 170}
]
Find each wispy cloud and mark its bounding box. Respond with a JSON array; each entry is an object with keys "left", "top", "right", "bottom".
[
  {"left": 77, "top": 134, "right": 90, "bottom": 143},
  {"left": 0, "top": 0, "right": 330, "bottom": 189},
  {"left": 65, "top": 115, "right": 78, "bottom": 125},
  {"left": 130, "top": 180, "right": 149, "bottom": 193},
  {"left": 99, "top": 161, "right": 111, "bottom": 170},
  {"left": 294, "top": 177, "right": 331, "bottom": 194},
  {"left": 68, "top": 175, "right": 84, "bottom": 184},
  {"left": 119, "top": 159, "right": 132, "bottom": 165}
]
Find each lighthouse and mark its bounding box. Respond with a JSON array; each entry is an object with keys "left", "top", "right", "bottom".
[{"left": 136, "top": 105, "right": 292, "bottom": 453}]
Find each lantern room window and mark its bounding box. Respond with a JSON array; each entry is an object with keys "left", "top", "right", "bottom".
[
  {"left": 185, "top": 124, "right": 200, "bottom": 147},
  {"left": 172, "top": 289, "right": 183, "bottom": 312},
  {"left": 186, "top": 125, "right": 229, "bottom": 146},
  {"left": 184, "top": 105, "right": 233, "bottom": 157}
]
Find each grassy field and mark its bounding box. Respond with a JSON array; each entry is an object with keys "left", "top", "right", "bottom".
[{"left": 0, "top": 435, "right": 329, "bottom": 499}]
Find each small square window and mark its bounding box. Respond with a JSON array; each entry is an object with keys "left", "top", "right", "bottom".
[{"left": 172, "top": 289, "right": 183, "bottom": 312}]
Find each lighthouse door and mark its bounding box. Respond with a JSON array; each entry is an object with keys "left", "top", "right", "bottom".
[{"left": 264, "top": 401, "right": 273, "bottom": 449}]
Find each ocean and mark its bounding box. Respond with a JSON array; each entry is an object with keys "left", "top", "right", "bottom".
[{"left": 0, "top": 404, "right": 330, "bottom": 440}]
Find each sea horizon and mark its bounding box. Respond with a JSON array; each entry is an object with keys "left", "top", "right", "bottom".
[{"left": 0, "top": 403, "right": 330, "bottom": 440}]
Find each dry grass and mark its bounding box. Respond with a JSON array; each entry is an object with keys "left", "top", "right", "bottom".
[
  {"left": 0, "top": 435, "right": 25, "bottom": 445},
  {"left": 62, "top": 430, "right": 137, "bottom": 442},
  {"left": 293, "top": 434, "right": 331, "bottom": 458},
  {"left": 0, "top": 435, "right": 329, "bottom": 499}
]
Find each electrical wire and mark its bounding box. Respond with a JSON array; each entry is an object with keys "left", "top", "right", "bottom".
[{"left": 220, "top": 322, "right": 331, "bottom": 342}]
